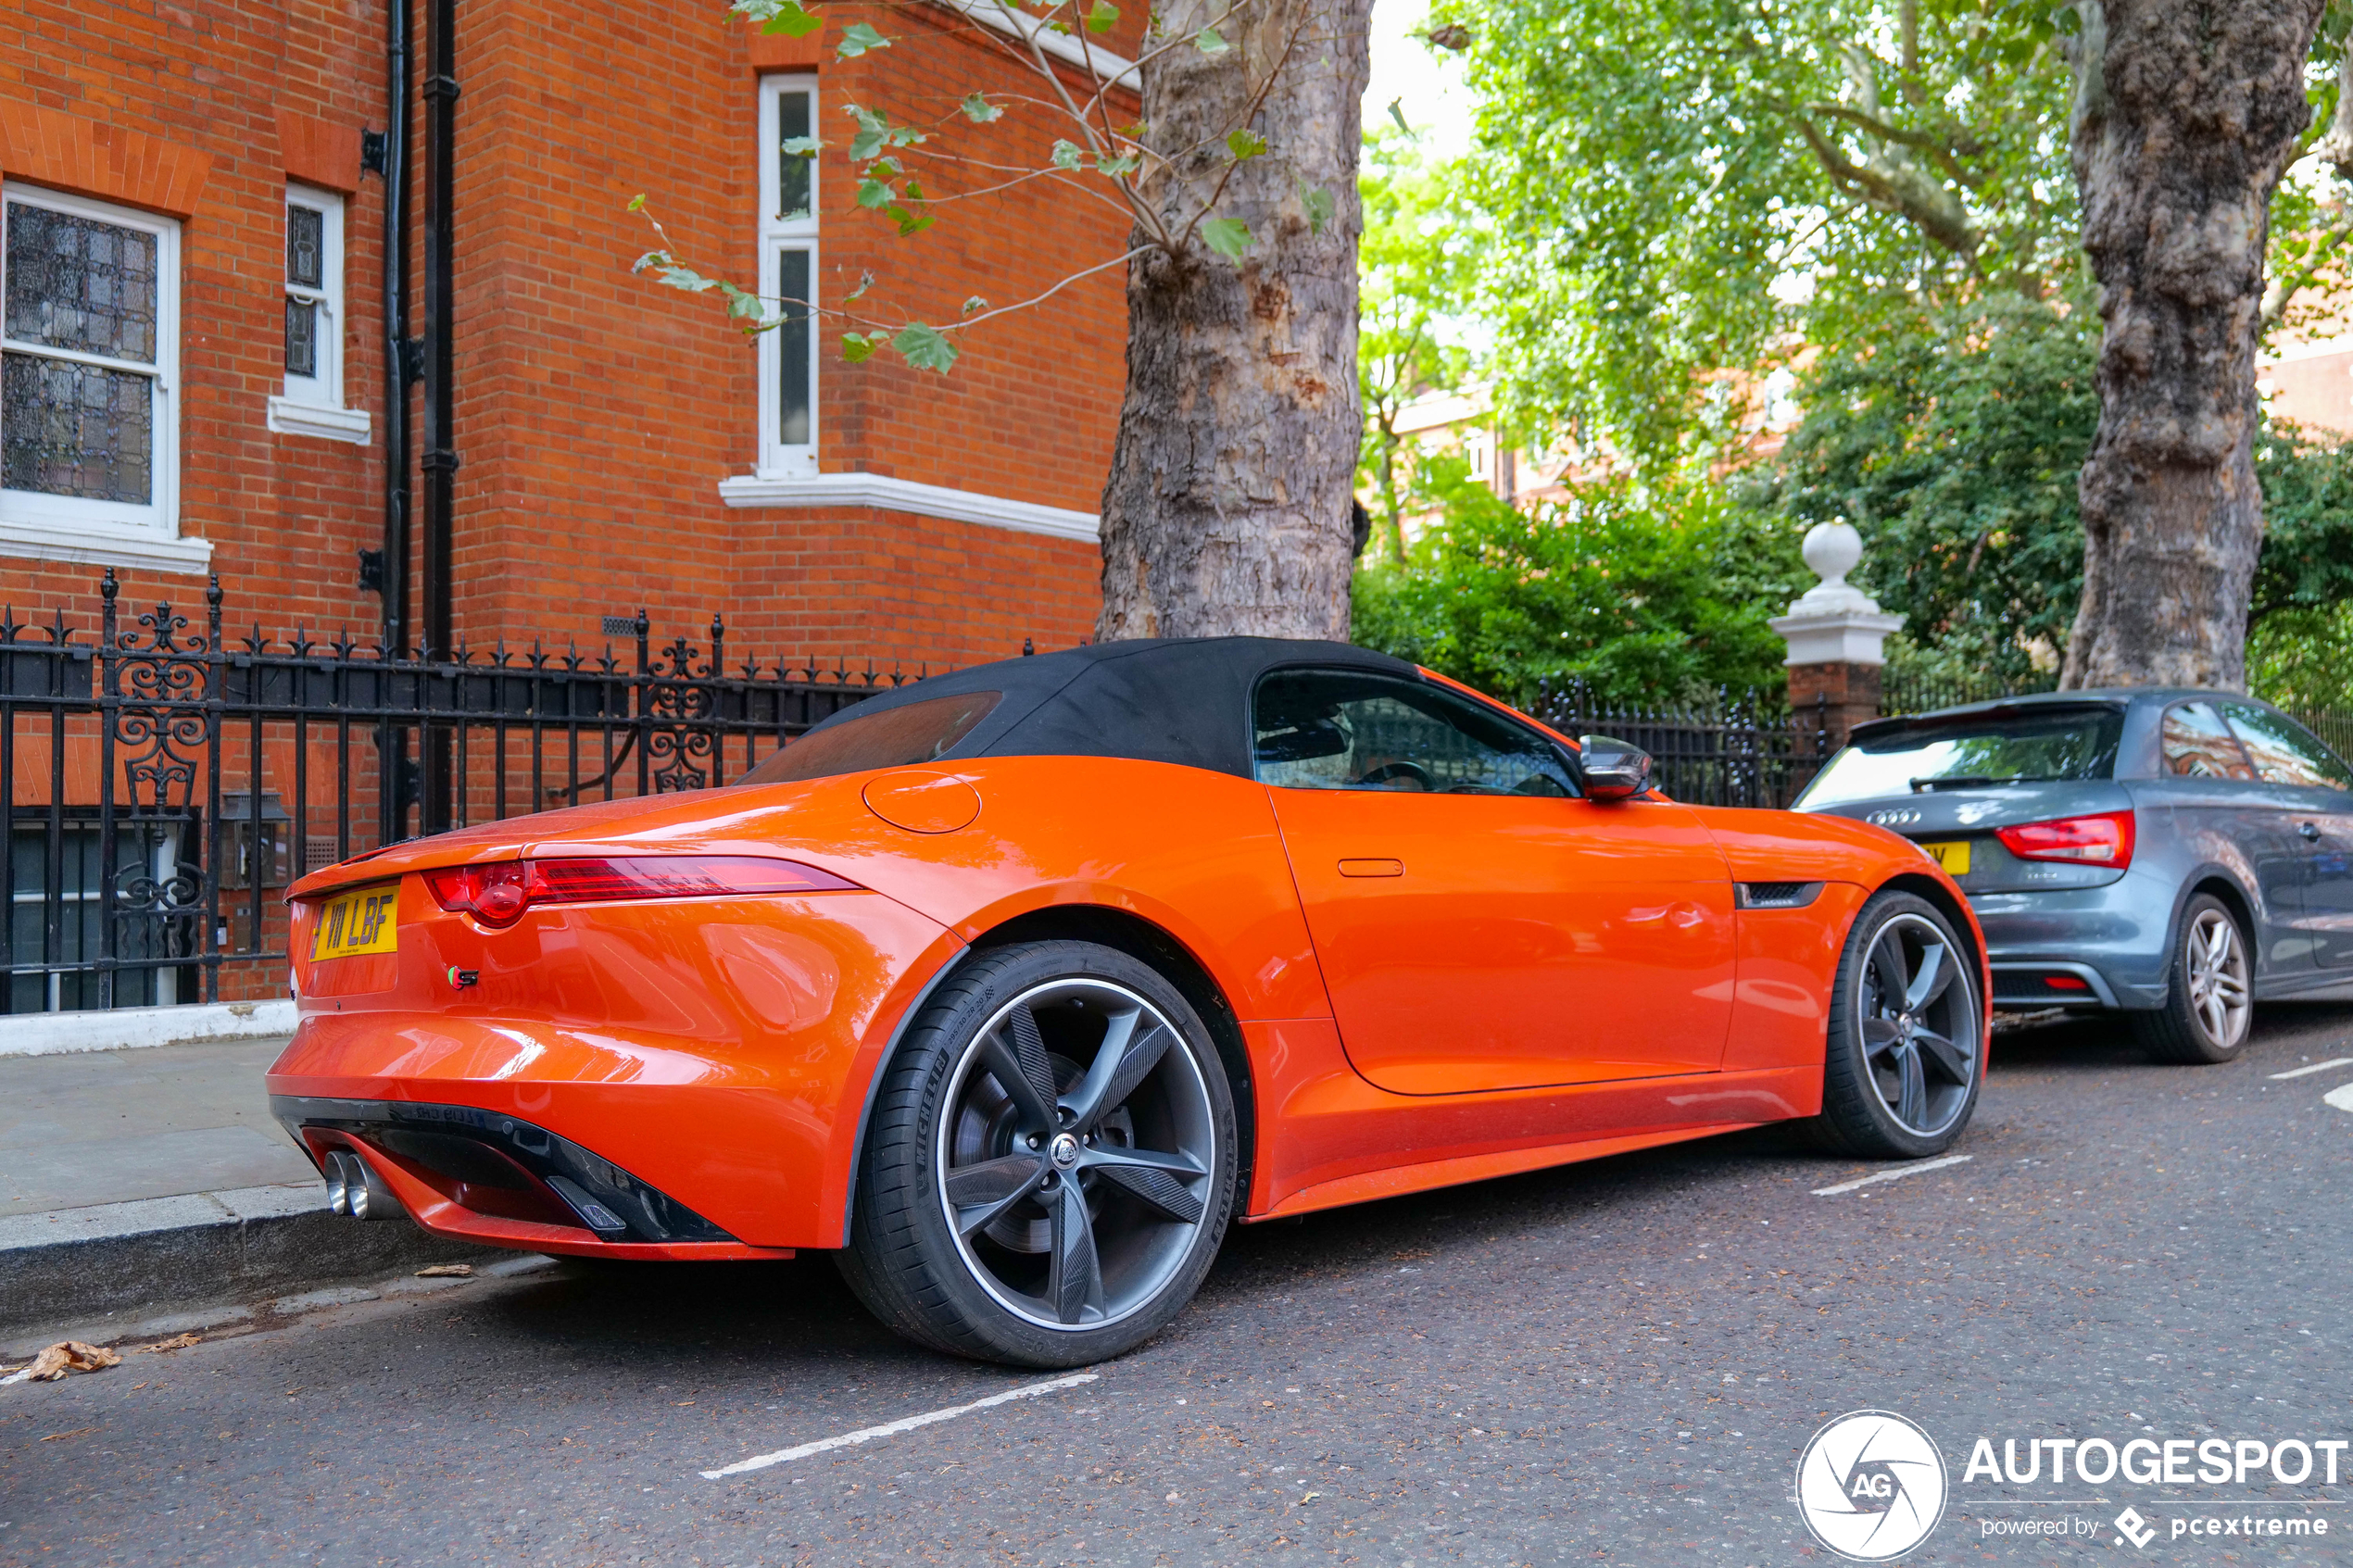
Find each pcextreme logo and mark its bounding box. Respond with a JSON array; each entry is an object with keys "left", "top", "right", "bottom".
[{"left": 1795, "top": 1410, "right": 1950, "bottom": 1562}]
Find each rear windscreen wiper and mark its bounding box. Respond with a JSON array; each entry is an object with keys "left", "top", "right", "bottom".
[{"left": 1908, "top": 774, "right": 2066, "bottom": 793}]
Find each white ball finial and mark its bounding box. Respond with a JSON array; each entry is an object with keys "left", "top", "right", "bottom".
[{"left": 1802, "top": 520, "right": 1864, "bottom": 592}]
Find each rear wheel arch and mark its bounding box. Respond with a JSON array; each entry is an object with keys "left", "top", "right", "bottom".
[{"left": 2176, "top": 872, "right": 2258, "bottom": 971}]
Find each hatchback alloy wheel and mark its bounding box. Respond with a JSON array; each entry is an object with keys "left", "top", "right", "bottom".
[{"left": 2133, "top": 893, "right": 2255, "bottom": 1064}]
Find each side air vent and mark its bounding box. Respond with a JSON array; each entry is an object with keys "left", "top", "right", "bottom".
[{"left": 1735, "top": 881, "right": 1825, "bottom": 909}]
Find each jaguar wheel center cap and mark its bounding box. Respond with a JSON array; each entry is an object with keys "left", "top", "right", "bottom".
[{"left": 1049, "top": 1133, "right": 1081, "bottom": 1169}]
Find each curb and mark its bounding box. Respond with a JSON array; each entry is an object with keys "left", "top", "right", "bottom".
[
  {"left": 0, "top": 999, "right": 300, "bottom": 1059},
  {"left": 0, "top": 1182, "right": 488, "bottom": 1337}
]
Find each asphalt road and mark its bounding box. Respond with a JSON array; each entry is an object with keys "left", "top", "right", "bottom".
[{"left": 6, "top": 1001, "right": 2353, "bottom": 1568}]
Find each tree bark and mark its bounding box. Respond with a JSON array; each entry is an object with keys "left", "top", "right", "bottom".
[
  {"left": 2060, "top": 0, "right": 2326, "bottom": 690},
  {"left": 1095, "top": 0, "right": 1371, "bottom": 641}
]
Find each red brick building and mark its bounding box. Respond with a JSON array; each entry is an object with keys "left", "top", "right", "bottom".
[{"left": 0, "top": 0, "right": 1130, "bottom": 666}]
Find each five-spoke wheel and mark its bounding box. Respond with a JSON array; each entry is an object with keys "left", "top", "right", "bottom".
[
  {"left": 2132, "top": 893, "right": 2253, "bottom": 1064},
  {"left": 839, "top": 940, "right": 1236, "bottom": 1366},
  {"left": 1811, "top": 891, "right": 1983, "bottom": 1158}
]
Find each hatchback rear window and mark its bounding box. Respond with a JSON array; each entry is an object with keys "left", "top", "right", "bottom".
[
  {"left": 1797, "top": 707, "right": 2125, "bottom": 808},
  {"left": 737, "top": 690, "right": 1000, "bottom": 785}
]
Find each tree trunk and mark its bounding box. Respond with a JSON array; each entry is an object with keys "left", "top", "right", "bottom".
[
  {"left": 2060, "top": 0, "right": 2326, "bottom": 690},
  {"left": 1095, "top": 0, "right": 1371, "bottom": 641}
]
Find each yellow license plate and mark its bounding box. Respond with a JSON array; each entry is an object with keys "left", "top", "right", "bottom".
[
  {"left": 311, "top": 883, "right": 400, "bottom": 960},
  {"left": 1920, "top": 840, "right": 1972, "bottom": 876}
]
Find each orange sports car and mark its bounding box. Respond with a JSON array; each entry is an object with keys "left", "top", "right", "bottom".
[{"left": 269, "top": 638, "right": 1987, "bottom": 1366}]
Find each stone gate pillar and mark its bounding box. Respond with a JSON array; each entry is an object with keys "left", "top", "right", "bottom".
[{"left": 1768, "top": 521, "right": 1903, "bottom": 757}]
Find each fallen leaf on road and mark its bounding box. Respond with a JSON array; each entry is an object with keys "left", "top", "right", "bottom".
[
  {"left": 137, "top": 1334, "right": 200, "bottom": 1353},
  {"left": 414, "top": 1263, "right": 474, "bottom": 1278},
  {"left": 38, "top": 1425, "right": 98, "bottom": 1443},
  {"left": 1301, "top": 1491, "right": 1322, "bottom": 1502},
  {"left": 10, "top": 1341, "right": 121, "bottom": 1383}
]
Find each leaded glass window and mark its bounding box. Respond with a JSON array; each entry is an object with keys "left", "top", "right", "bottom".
[
  {"left": 0, "top": 188, "right": 176, "bottom": 523},
  {"left": 284, "top": 196, "right": 331, "bottom": 388}
]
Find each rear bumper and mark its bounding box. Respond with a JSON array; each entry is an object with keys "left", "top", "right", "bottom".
[
  {"left": 273, "top": 1096, "right": 795, "bottom": 1261},
  {"left": 1969, "top": 876, "right": 2171, "bottom": 1010}
]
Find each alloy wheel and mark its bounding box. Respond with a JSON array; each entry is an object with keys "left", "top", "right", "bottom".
[
  {"left": 1856, "top": 912, "right": 1980, "bottom": 1138},
  {"left": 935, "top": 978, "right": 1218, "bottom": 1331},
  {"left": 2183, "top": 906, "right": 2252, "bottom": 1052}
]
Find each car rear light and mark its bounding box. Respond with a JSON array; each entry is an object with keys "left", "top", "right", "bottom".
[
  {"left": 423, "top": 855, "right": 860, "bottom": 927},
  {"left": 1994, "top": 809, "right": 2135, "bottom": 869},
  {"left": 2043, "top": 974, "right": 2090, "bottom": 991}
]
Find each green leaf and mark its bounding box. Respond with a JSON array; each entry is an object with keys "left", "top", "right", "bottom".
[
  {"left": 626, "top": 193, "right": 648, "bottom": 213},
  {"left": 893, "top": 322, "right": 961, "bottom": 373},
  {"left": 1084, "top": 0, "right": 1118, "bottom": 31},
  {"left": 841, "top": 332, "right": 877, "bottom": 362},
  {"left": 779, "top": 135, "right": 823, "bottom": 158},
  {"left": 857, "top": 176, "right": 896, "bottom": 209},
  {"left": 1227, "top": 128, "right": 1268, "bottom": 161},
  {"left": 1095, "top": 153, "right": 1140, "bottom": 177},
  {"left": 761, "top": 2, "right": 824, "bottom": 37},
  {"left": 1193, "top": 24, "right": 1227, "bottom": 53},
  {"left": 960, "top": 92, "right": 1002, "bottom": 123},
  {"left": 629, "top": 248, "right": 671, "bottom": 274},
  {"left": 1300, "top": 183, "right": 1335, "bottom": 235},
  {"left": 887, "top": 204, "right": 934, "bottom": 236},
  {"left": 962, "top": 295, "right": 989, "bottom": 317},
  {"left": 1051, "top": 139, "right": 1087, "bottom": 170},
  {"left": 1201, "top": 217, "right": 1251, "bottom": 259},
  {"left": 847, "top": 106, "right": 887, "bottom": 161},
  {"left": 836, "top": 20, "right": 889, "bottom": 56},
  {"left": 843, "top": 269, "right": 875, "bottom": 304}
]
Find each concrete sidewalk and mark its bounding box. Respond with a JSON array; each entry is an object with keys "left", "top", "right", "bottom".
[{"left": 0, "top": 1036, "right": 481, "bottom": 1337}]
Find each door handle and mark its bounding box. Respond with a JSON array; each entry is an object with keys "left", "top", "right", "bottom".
[
  {"left": 1337, "top": 858, "right": 1404, "bottom": 878},
  {"left": 2302, "top": 822, "right": 2323, "bottom": 841}
]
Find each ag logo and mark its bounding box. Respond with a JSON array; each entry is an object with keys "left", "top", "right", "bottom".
[{"left": 1794, "top": 1410, "right": 1948, "bottom": 1562}]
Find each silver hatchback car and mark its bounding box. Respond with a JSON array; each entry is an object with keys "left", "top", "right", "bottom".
[{"left": 1794, "top": 690, "right": 2353, "bottom": 1063}]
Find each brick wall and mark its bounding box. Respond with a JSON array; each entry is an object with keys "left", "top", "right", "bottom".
[{"left": 0, "top": 0, "right": 1126, "bottom": 669}]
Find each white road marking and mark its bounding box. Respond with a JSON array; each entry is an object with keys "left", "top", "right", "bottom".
[
  {"left": 2322, "top": 1084, "right": 2353, "bottom": 1116},
  {"left": 2270, "top": 1059, "right": 2353, "bottom": 1080},
  {"left": 700, "top": 1374, "right": 1100, "bottom": 1479},
  {"left": 1811, "top": 1154, "right": 1973, "bottom": 1197}
]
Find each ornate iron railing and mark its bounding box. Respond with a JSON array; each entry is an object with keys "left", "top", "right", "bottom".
[{"left": 4, "top": 572, "right": 907, "bottom": 1014}]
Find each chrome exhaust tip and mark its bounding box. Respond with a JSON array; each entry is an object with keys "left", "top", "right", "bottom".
[
  {"left": 324, "top": 1150, "right": 354, "bottom": 1216},
  {"left": 348, "top": 1149, "right": 406, "bottom": 1222}
]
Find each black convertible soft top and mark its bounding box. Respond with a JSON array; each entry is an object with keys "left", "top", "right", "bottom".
[{"left": 771, "top": 637, "right": 1421, "bottom": 782}]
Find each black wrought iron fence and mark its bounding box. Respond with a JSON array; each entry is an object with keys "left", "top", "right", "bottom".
[
  {"left": 4, "top": 572, "right": 908, "bottom": 1015},
  {"left": 1534, "top": 683, "right": 1834, "bottom": 809},
  {"left": 1878, "top": 668, "right": 2059, "bottom": 716}
]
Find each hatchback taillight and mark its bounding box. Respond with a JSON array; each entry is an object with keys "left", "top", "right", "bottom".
[
  {"left": 1994, "top": 809, "right": 2135, "bottom": 869},
  {"left": 423, "top": 855, "right": 861, "bottom": 928}
]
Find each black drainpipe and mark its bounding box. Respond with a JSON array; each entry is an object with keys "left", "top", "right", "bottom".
[
  {"left": 374, "top": 0, "right": 417, "bottom": 843},
  {"left": 419, "top": 0, "right": 458, "bottom": 832}
]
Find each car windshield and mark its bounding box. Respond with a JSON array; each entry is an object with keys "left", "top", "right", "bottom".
[
  {"left": 1797, "top": 707, "right": 2125, "bottom": 808},
  {"left": 736, "top": 690, "right": 1000, "bottom": 785}
]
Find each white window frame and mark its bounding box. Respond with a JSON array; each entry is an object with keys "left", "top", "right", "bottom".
[
  {"left": 267, "top": 183, "right": 370, "bottom": 444},
  {"left": 757, "top": 73, "right": 820, "bottom": 480},
  {"left": 0, "top": 183, "right": 202, "bottom": 571}
]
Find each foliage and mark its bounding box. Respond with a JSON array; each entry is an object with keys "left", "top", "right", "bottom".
[
  {"left": 1433, "top": 0, "right": 2082, "bottom": 468},
  {"left": 2249, "top": 421, "right": 2353, "bottom": 709},
  {"left": 1743, "top": 295, "right": 2097, "bottom": 685},
  {"left": 1350, "top": 453, "right": 1806, "bottom": 707},
  {"left": 1746, "top": 297, "right": 2353, "bottom": 694},
  {"left": 1356, "top": 128, "right": 1480, "bottom": 560}
]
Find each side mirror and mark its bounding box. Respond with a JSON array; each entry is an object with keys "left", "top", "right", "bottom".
[{"left": 1579, "top": 734, "right": 1654, "bottom": 802}]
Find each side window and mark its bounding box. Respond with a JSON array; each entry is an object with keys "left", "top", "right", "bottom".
[
  {"left": 2222, "top": 703, "right": 2353, "bottom": 791},
  {"left": 2159, "top": 703, "right": 2257, "bottom": 781},
  {"left": 1252, "top": 670, "right": 1577, "bottom": 797}
]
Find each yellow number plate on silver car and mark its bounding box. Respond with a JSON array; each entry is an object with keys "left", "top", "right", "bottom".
[
  {"left": 312, "top": 883, "right": 400, "bottom": 960},
  {"left": 1919, "top": 840, "right": 1972, "bottom": 876}
]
